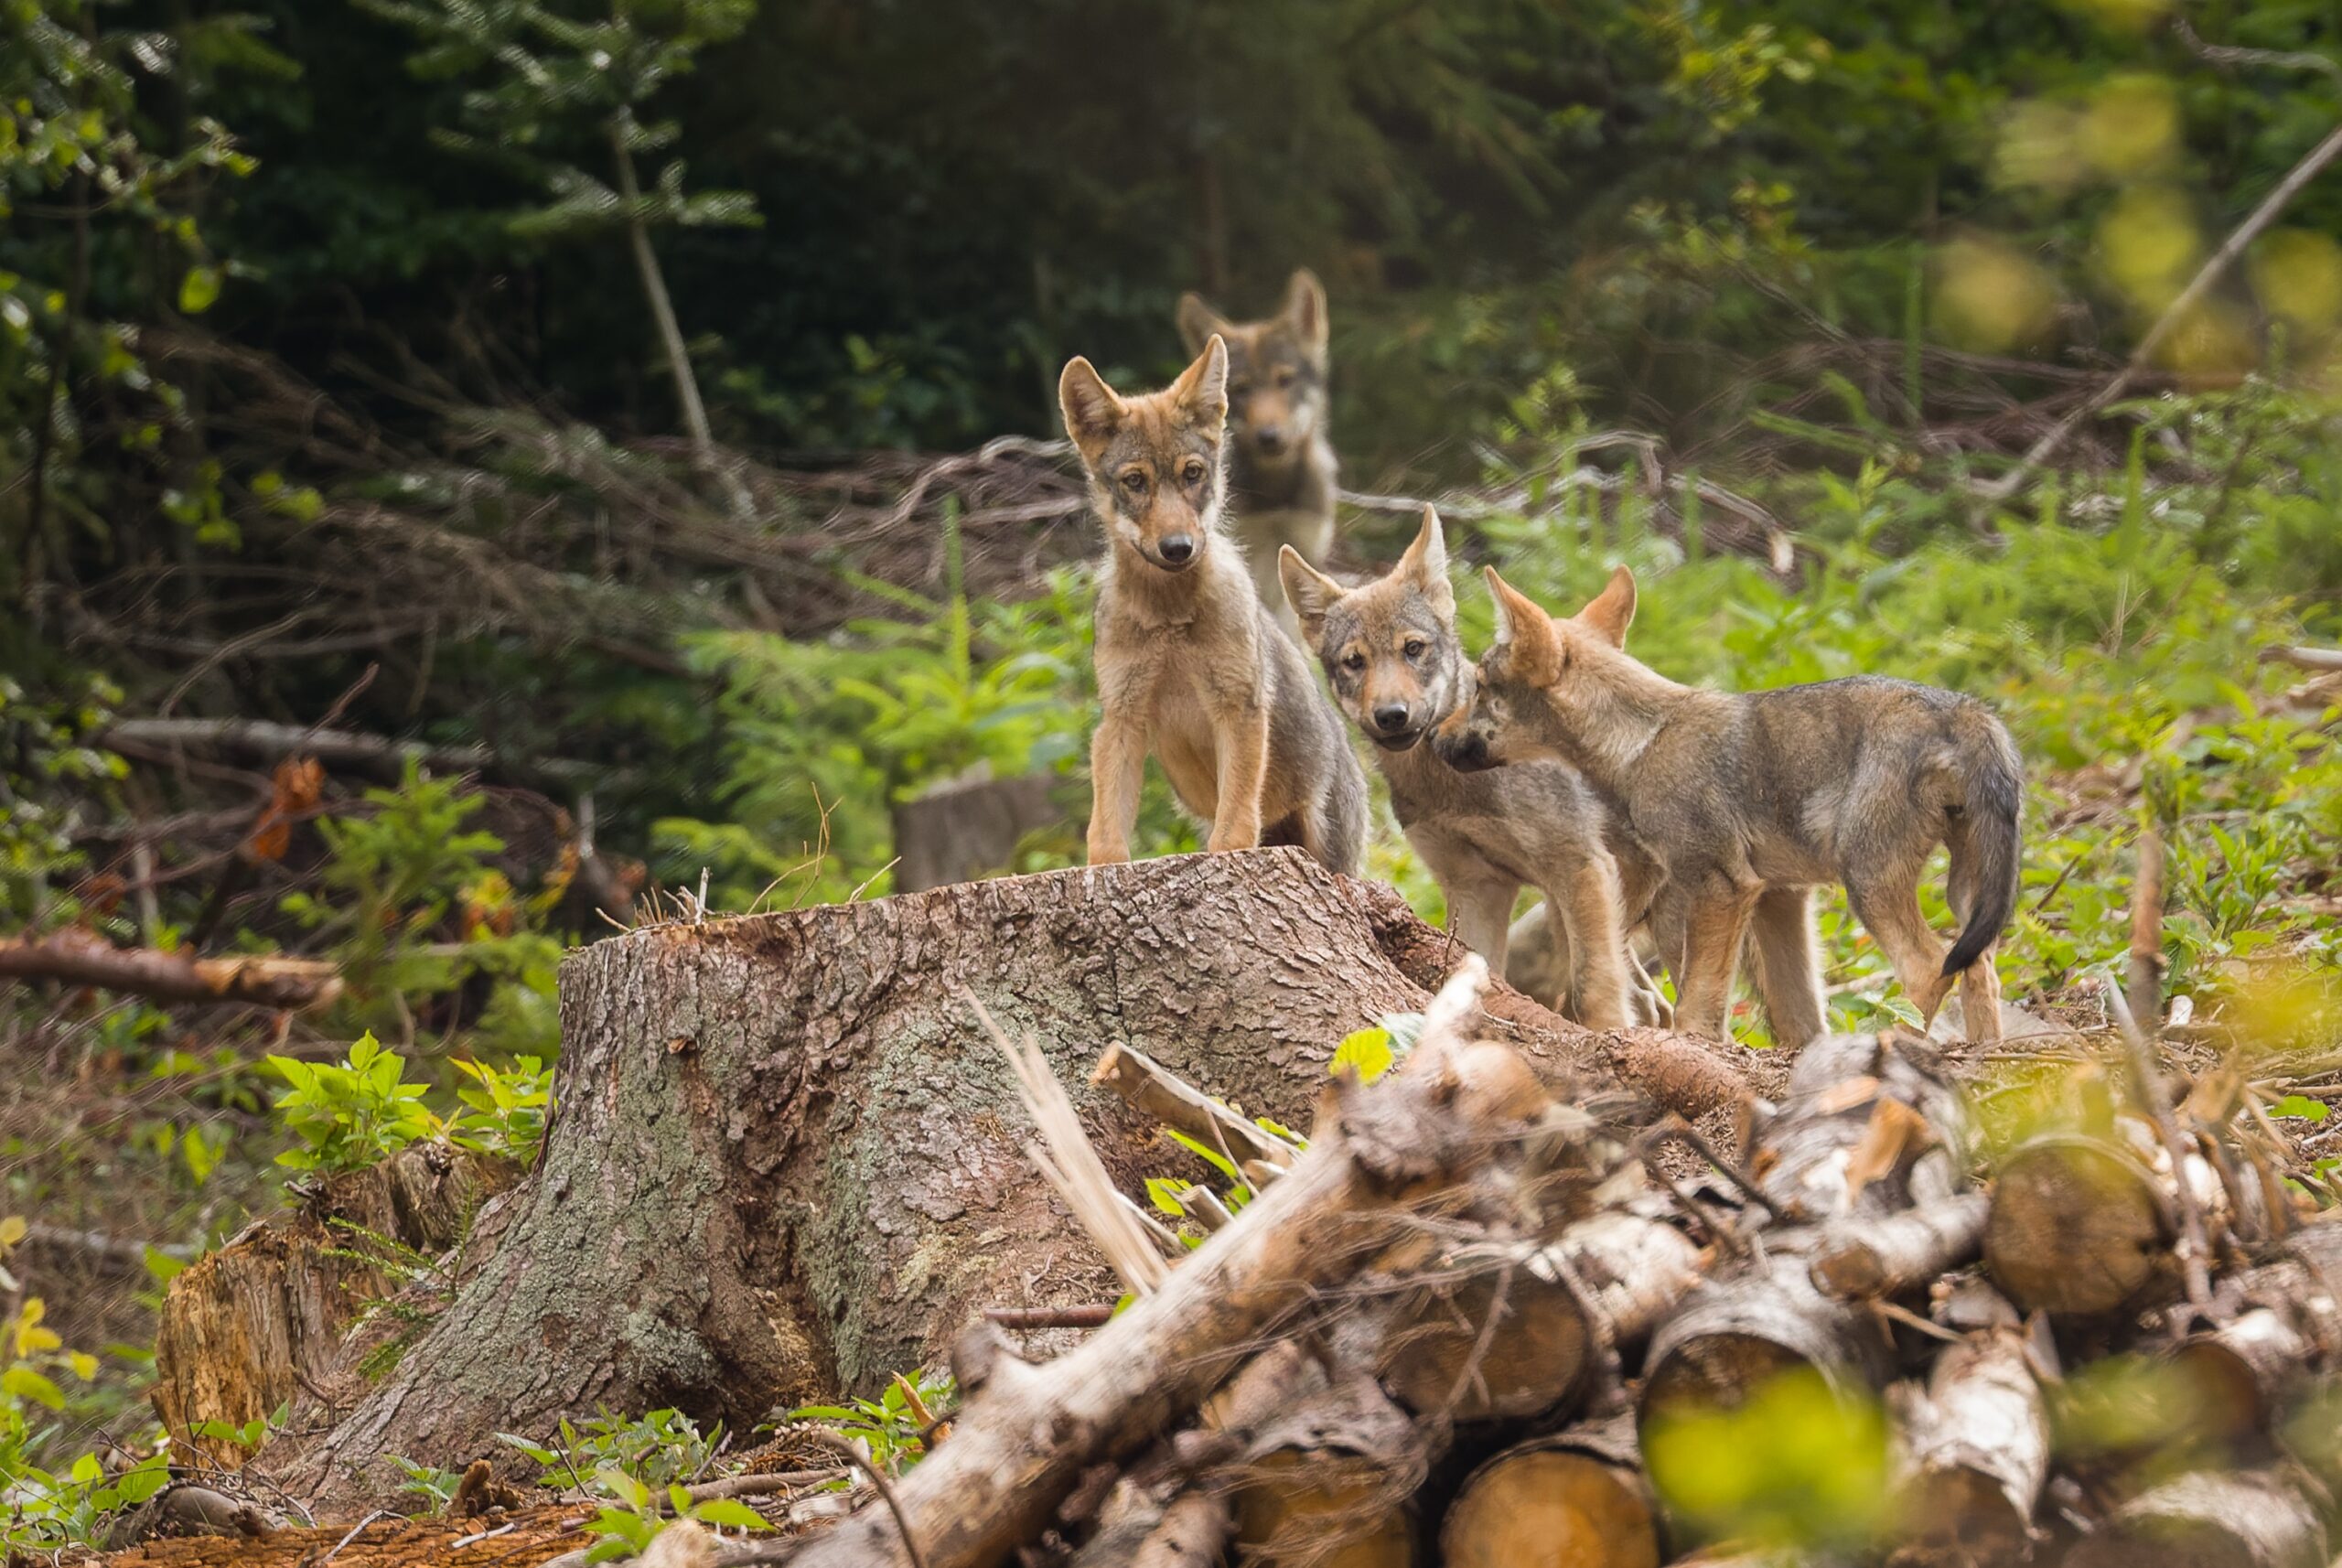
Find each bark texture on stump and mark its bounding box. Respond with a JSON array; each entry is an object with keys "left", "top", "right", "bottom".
[
  {"left": 150, "top": 1143, "right": 516, "bottom": 1466},
  {"left": 264, "top": 850, "right": 1666, "bottom": 1510}
]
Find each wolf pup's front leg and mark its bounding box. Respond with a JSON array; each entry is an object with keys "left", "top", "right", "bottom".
[
  {"left": 1086, "top": 710, "right": 1147, "bottom": 865},
  {"left": 1207, "top": 698, "right": 1270, "bottom": 852}
]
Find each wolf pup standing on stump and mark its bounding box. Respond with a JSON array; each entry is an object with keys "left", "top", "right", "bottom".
[
  {"left": 1435, "top": 566, "right": 2023, "bottom": 1046},
  {"left": 1278, "top": 506, "right": 1663, "bottom": 1030},
  {"left": 1177, "top": 270, "right": 1338, "bottom": 630},
  {"left": 1060, "top": 336, "right": 1368, "bottom": 875}
]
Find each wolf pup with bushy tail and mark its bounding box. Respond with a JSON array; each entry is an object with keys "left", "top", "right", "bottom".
[
  {"left": 1177, "top": 270, "right": 1338, "bottom": 628},
  {"left": 1279, "top": 507, "right": 1669, "bottom": 1030},
  {"left": 1436, "top": 566, "right": 2023, "bottom": 1046},
  {"left": 1059, "top": 336, "right": 1368, "bottom": 875}
]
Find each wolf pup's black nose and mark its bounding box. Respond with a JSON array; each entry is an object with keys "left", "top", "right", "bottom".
[
  {"left": 1253, "top": 424, "right": 1286, "bottom": 455},
  {"left": 1156, "top": 534, "right": 1195, "bottom": 564},
  {"left": 1371, "top": 703, "right": 1411, "bottom": 735}
]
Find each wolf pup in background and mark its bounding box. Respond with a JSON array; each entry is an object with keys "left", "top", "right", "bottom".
[
  {"left": 1177, "top": 270, "right": 1338, "bottom": 628},
  {"left": 1436, "top": 566, "right": 2023, "bottom": 1046},
  {"left": 1059, "top": 336, "right": 1368, "bottom": 875},
  {"left": 1279, "top": 507, "right": 1662, "bottom": 1030}
]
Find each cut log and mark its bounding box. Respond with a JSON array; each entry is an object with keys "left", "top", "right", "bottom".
[
  {"left": 1377, "top": 1212, "right": 1700, "bottom": 1422},
  {"left": 1231, "top": 1369, "right": 1426, "bottom": 1568},
  {"left": 1986, "top": 1126, "right": 2200, "bottom": 1319},
  {"left": 0, "top": 930, "right": 342, "bottom": 1011},
  {"left": 2063, "top": 1468, "right": 2330, "bottom": 1568},
  {"left": 1810, "top": 1192, "right": 1990, "bottom": 1301},
  {"left": 2173, "top": 1218, "right": 2342, "bottom": 1444},
  {"left": 1750, "top": 1031, "right": 1971, "bottom": 1222},
  {"left": 1439, "top": 1416, "right": 1660, "bottom": 1568},
  {"left": 1885, "top": 1318, "right": 2048, "bottom": 1568},
  {"left": 1130, "top": 1490, "right": 1233, "bottom": 1568},
  {"left": 1639, "top": 1247, "right": 1894, "bottom": 1431},
  {"left": 149, "top": 1142, "right": 517, "bottom": 1466}
]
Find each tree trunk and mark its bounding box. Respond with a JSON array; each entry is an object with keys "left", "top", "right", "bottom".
[
  {"left": 254, "top": 850, "right": 1686, "bottom": 1512},
  {"left": 610, "top": 124, "right": 750, "bottom": 519},
  {"left": 150, "top": 1144, "right": 517, "bottom": 1466}
]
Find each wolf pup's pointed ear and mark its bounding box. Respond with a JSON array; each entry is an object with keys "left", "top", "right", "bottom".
[
  {"left": 1398, "top": 503, "right": 1454, "bottom": 618},
  {"left": 1576, "top": 564, "right": 1637, "bottom": 649},
  {"left": 1058, "top": 357, "right": 1124, "bottom": 461},
  {"left": 1279, "top": 545, "right": 1342, "bottom": 645},
  {"left": 1170, "top": 335, "right": 1230, "bottom": 433},
  {"left": 1176, "top": 292, "right": 1230, "bottom": 357},
  {"left": 1484, "top": 566, "right": 1563, "bottom": 686},
  {"left": 1284, "top": 269, "right": 1328, "bottom": 355}
]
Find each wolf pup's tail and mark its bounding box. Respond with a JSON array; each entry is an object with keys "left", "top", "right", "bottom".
[{"left": 1943, "top": 715, "right": 2024, "bottom": 978}]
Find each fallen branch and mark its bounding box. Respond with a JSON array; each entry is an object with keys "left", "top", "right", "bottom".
[
  {"left": 1091, "top": 1040, "right": 1303, "bottom": 1172},
  {"left": 2260, "top": 644, "right": 2342, "bottom": 674},
  {"left": 0, "top": 930, "right": 342, "bottom": 1011},
  {"left": 100, "top": 716, "right": 592, "bottom": 783},
  {"left": 981, "top": 1305, "right": 1116, "bottom": 1331}
]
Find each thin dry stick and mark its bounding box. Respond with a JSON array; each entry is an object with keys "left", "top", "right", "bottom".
[
  {"left": 1978, "top": 117, "right": 2342, "bottom": 503},
  {"left": 811, "top": 1430, "right": 929, "bottom": 1568},
  {"left": 2126, "top": 823, "right": 2167, "bottom": 1032},
  {"left": 2104, "top": 975, "right": 2214, "bottom": 1321}
]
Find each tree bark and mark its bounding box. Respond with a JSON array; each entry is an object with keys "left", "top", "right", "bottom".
[
  {"left": 2064, "top": 1468, "right": 2330, "bottom": 1568},
  {"left": 1810, "top": 1192, "right": 1990, "bottom": 1301},
  {"left": 1885, "top": 1319, "right": 2048, "bottom": 1568},
  {"left": 151, "top": 1143, "right": 517, "bottom": 1466},
  {"left": 253, "top": 850, "right": 1691, "bottom": 1513}
]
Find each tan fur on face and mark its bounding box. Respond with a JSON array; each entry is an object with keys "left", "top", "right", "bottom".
[{"left": 1058, "top": 339, "right": 1230, "bottom": 573}]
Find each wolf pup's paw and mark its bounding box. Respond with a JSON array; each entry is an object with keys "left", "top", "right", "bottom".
[{"left": 1085, "top": 836, "right": 1132, "bottom": 866}]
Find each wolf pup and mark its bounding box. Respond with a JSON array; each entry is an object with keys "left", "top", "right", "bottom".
[
  {"left": 1279, "top": 508, "right": 1660, "bottom": 1030},
  {"left": 1435, "top": 566, "right": 2023, "bottom": 1046},
  {"left": 1177, "top": 270, "right": 1338, "bottom": 628},
  {"left": 1059, "top": 336, "right": 1368, "bottom": 875}
]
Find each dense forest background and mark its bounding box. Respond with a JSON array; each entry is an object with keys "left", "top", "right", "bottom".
[{"left": 6, "top": 0, "right": 2342, "bottom": 1541}]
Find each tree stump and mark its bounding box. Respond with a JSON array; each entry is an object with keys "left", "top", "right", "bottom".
[{"left": 254, "top": 849, "right": 1728, "bottom": 1510}]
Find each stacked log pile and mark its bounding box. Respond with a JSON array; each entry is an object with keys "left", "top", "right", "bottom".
[{"left": 782, "top": 959, "right": 2342, "bottom": 1568}]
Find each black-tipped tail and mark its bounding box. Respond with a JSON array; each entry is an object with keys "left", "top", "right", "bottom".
[{"left": 1942, "top": 728, "right": 2023, "bottom": 976}]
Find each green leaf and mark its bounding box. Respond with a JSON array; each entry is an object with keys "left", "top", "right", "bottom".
[
  {"left": 1332, "top": 1026, "right": 1395, "bottom": 1084},
  {"left": 1161, "top": 1128, "right": 1239, "bottom": 1182},
  {"left": 690, "top": 1498, "right": 770, "bottom": 1530},
  {"left": 2272, "top": 1094, "right": 2330, "bottom": 1123},
  {"left": 4, "top": 1365, "right": 66, "bottom": 1408},
  {"left": 1144, "top": 1176, "right": 1190, "bottom": 1218},
  {"left": 177, "top": 264, "right": 222, "bottom": 314}
]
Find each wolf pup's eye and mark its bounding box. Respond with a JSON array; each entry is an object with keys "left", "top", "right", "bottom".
[
  {"left": 1402, "top": 639, "right": 1427, "bottom": 660},
  {"left": 1341, "top": 651, "right": 1367, "bottom": 673},
  {"left": 1120, "top": 470, "right": 1147, "bottom": 493},
  {"left": 1274, "top": 367, "right": 1296, "bottom": 388},
  {"left": 1182, "top": 459, "right": 1207, "bottom": 486}
]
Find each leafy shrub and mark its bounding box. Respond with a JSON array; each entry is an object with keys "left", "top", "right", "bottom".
[
  {"left": 450, "top": 1055, "right": 554, "bottom": 1164},
  {"left": 787, "top": 1369, "right": 954, "bottom": 1477},
  {"left": 268, "top": 1033, "right": 438, "bottom": 1174},
  {"left": 499, "top": 1408, "right": 724, "bottom": 1495}
]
